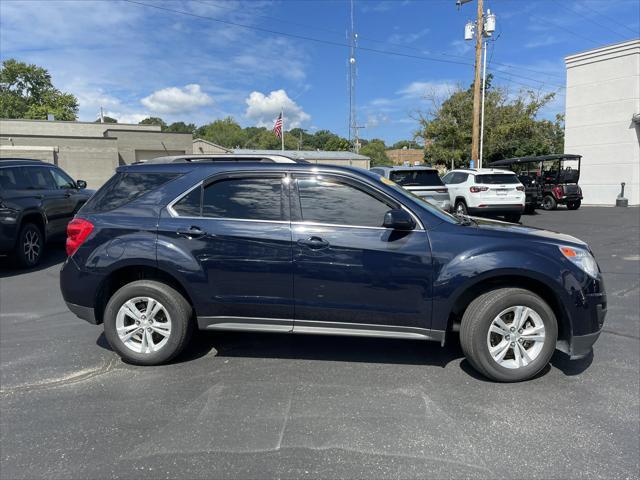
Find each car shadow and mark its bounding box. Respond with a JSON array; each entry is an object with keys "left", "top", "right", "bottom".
[
  {"left": 0, "top": 242, "right": 67, "bottom": 278},
  {"left": 96, "top": 330, "right": 466, "bottom": 368},
  {"left": 550, "top": 349, "right": 594, "bottom": 376}
]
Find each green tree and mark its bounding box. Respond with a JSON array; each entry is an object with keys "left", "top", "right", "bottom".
[
  {"left": 165, "top": 121, "right": 196, "bottom": 134},
  {"left": 94, "top": 116, "right": 117, "bottom": 123},
  {"left": 139, "top": 117, "right": 167, "bottom": 129},
  {"left": 0, "top": 59, "right": 78, "bottom": 120},
  {"left": 196, "top": 117, "right": 247, "bottom": 148},
  {"left": 417, "top": 77, "right": 564, "bottom": 167},
  {"left": 360, "top": 139, "right": 392, "bottom": 167}
]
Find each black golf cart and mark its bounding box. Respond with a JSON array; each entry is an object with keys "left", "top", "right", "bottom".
[{"left": 489, "top": 154, "right": 583, "bottom": 211}]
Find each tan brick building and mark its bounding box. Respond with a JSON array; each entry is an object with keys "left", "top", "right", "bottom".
[
  {"left": 386, "top": 148, "right": 425, "bottom": 166},
  {"left": 0, "top": 119, "right": 192, "bottom": 187}
]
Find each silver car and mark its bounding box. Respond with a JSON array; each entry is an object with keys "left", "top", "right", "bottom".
[{"left": 371, "top": 166, "right": 451, "bottom": 212}]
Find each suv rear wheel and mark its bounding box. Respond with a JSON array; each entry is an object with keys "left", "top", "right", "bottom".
[
  {"left": 14, "top": 223, "right": 44, "bottom": 268},
  {"left": 460, "top": 288, "right": 558, "bottom": 382},
  {"left": 103, "top": 280, "right": 193, "bottom": 365}
]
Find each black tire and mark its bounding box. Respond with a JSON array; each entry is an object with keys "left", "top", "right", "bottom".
[
  {"left": 567, "top": 200, "right": 581, "bottom": 210},
  {"left": 14, "top": 222, "right": 44, "bottom": 268},
  {"left": 504, "top": 213, "right": 521, "bottom": 223},
  {"left": 542, "top": 195, "right": 557, "bottom": 211},
  {"left": 523, "top": 204, "right": 536, "bottom": 214},
  {"left": 454, "top": 200, "right": 468, "bottom": 216},
  {"left": 460, "top": 288, "right": 558, "bottom": 382},
  {"left": 103, "top": 280, "right": 193, "bottom": 365}
]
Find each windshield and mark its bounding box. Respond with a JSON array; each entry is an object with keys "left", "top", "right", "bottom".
[
  {"left": 390, "top": 170, "right": 444, "bottom": 187},
  {"left": 475, "top": 174, "right": 519, "bottom": 184}
]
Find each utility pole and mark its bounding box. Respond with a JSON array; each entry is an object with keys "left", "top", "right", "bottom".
[
  {"left": 471, "top": 0, "right": 483, "bottom": 167},
  {"left": 458, "top": 0, "right": 495, "bottom": 168},
  {"left": 348, "top": 0, "right": 359, "bottom": 153}
]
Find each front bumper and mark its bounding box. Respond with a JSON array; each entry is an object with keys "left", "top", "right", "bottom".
[
  {"left": 559, "top": 287, "right": 607, "bottom": 359},
  {"left": 65, "top": 301, "right": 98, "bottom": 324}
]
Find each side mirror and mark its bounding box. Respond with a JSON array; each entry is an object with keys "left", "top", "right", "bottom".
[
  {"left": 76, "top": 180, "right": 87, "bottom": 189},
  {"left": 383, "top": 209, "right": 416, "bottom": 230}
]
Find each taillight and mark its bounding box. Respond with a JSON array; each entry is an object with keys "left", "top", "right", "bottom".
[
  {"left": 470, "top": 186, "right": 488, "bottom": 193},
  {"left": 516, "top": 185, "right": 525, "bottom": 191},
  {"left": 552, "top": 186, "right": 564, "bottom": 198},
  {"left": 66, "top": 218, "right": 94, "bottom": 257}
]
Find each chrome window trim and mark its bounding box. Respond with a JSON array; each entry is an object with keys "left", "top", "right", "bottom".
[
  {"left": 291, "top": 220, "right": 425, "bottom": 233},
  {"left": 166, "top": 181, "right": 202, "bottom": 218}
]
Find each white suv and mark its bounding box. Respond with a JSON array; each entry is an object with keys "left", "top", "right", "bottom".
[{"left": 442, "top": 168, "right": 525, "bottom": 223}]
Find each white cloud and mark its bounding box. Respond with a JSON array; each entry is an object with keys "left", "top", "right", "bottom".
[
  {"left": 397, "top": 81, "right": 457, "bottom": 99},
  {"left": 244, "top": 89, "right": 310, "bottom": 128},
  {"left": 141, "top": 84, "right": 213, "bottom": 114},
  {"left": 104, "top": 111, "right": 150, "bottom": 125}
]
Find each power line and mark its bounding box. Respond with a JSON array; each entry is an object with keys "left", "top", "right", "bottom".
[
  {"left": 155, "top": 0, "right": 567, "bottom": 80},
  {"left": 579, "top": 2, "right": 640, "bottom": 37},
  {"left": 550, "top": 0, "right": 630, "bottom": 41},
  {"left": 122, "top": 0, "right": 566, "bottom": 90}
]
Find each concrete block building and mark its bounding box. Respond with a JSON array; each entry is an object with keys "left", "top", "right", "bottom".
[
  {"left": 0, "top": 119, "right": 192, "bottom": 187},
  {"left": 564, "top": 39, "right": 640, "bottom": 206}
]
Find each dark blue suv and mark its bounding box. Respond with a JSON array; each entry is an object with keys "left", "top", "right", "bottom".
[{"left": 60, "top": 161, "right": 606, "bottom": 382}]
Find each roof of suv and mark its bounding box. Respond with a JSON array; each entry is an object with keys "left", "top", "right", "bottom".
[
  {"left": 448, "top": 167, "right": 515, "bottom": 175},
  {"left": 0, "top": 158, "right": 47, "bottom": 168},
  {"left": 138, "top": 154, "right": 305, "bottom": 164},
  {"left": 373, "top": 166, "right": 437, "bottom": 172},
  {"left": 120, "top": 160, "right": 371, "bottom": 177}
]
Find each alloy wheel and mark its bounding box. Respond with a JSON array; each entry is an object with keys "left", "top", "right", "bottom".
[
  {"left": 486, "top": 305, "right": 546, "bottom": 369},
  {"left": 116, "top": 297, "right": 172, "bottom": 354},
  {"left": 23, "top": 230, "right": 41, "bottom": 264}
]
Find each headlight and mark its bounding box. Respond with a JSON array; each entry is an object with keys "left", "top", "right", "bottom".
[{"left": 559, "top": 246, "right": 599, "bottom": 278}]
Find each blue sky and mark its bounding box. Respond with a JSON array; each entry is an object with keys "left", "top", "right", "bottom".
[{"left": 1, "top": 0, "right": 638, "bottom": 144}]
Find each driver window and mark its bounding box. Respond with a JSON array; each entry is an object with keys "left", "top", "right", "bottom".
[
  {"left": 49, "top": 168, "right": 76, "bottom": 189},
  {"left": 295, "top": 177, "right": 394, "bottom": 228}
]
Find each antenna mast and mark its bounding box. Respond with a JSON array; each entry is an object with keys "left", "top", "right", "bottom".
[{"left": 348, "top": 0, "right": 359, "bottom": 153}]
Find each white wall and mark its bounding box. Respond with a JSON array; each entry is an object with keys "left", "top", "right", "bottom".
[{"left": 564, "top": 40, "right": 640, "bottom": 206}]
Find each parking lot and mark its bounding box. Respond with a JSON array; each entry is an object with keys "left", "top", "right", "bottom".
[{"left": 1, "top": 207, "right": 638, "bottom": 479}]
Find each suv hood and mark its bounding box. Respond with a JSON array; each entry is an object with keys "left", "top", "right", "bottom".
[{"left": 469, "top": 216, "right": 588, "bottom": 248}]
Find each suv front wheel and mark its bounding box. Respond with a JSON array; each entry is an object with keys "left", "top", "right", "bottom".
[
  {"left": 460, "top": 288, "right": 558, "bottom": 382},
  {"left": 103, "top": 280, "right": 193, "bottom": 365}
]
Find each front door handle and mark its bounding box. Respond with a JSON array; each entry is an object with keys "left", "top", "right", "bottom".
[
  {"left": 297, "top": 236, "right": 329, "bottom": 249},
  {"left": 176, "top": 226, "right": 206, "bottom": 239}
]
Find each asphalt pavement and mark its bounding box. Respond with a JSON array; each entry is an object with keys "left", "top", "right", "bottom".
[{"left": 1, "top": 207, "right": 638, "bottom": 479}]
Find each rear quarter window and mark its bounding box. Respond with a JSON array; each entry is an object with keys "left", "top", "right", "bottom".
[
  {"left": 82, "top": 172, "right": 178, "bottom": 212},
  {"left": 475, "top": 174, "right": 520, "bottom": 184},
  {"left": 0, "top": 167, "right": 33, "bottom": 191}
]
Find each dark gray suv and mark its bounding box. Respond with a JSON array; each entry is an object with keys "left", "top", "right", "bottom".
[{"left": 0, "top": 159, "right": 92, "bottom": 267}]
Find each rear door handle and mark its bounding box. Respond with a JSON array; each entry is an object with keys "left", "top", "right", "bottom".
[
  {"left": 176, "top": 226, "right": 206, "bottom": 238},
  {"left": 297, "top": 236, "right": 329, "bottom": 249}
]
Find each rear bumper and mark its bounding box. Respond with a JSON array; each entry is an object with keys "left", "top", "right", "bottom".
[
  {"left": 467, "top": 204, "right": 524, "bottom": 215},
  {"left": 60, "top": 257, "right": 104, "bottom": 324},
  {"left": 557, "top": 195, "right": 583, "bottom": 204}
]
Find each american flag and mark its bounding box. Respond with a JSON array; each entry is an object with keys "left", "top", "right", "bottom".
[{"left": 273, "top": 112, "right": 283, "bottom": 139}]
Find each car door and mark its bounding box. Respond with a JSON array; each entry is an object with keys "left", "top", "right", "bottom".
[
  {"left": 24, "top": 166, "right": 70, "bottom": 238},
  {"left": 290, "top": 173, "right": 434, "bottom": 335},
  {"left": 157, "top": 172, "right": 294, "bottom": 330},
  {"left": 48, "top": 167, "right": 82, "bottom": 222}
]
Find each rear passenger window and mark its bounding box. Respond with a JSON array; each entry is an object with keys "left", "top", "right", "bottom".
[
  {"left": 202, "top": 177, "right": 285, "bottom": 221},
  {"left": 296, "top": 177, "right": 393, "bottom": 227},
  {"left": 83, "top": 173, "right": 178, "bottom": 212},
  {"left": 26, "top": 167, "right": 56, "bottom": 190},
  {"left": 0, "top": 167, "right": 32, "bottom": 190},
  {"left": 173, "top": 186, "right": 202, "bottom": 217}
]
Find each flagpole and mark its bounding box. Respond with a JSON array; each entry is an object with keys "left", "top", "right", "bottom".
[{"left": 281, "top": 109, "right": 284, "bottom": 151}]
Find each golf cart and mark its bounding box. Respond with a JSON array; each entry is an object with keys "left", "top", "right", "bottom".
[{"left": 489, "top": 154, "right": 583, "bottom": 211}]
